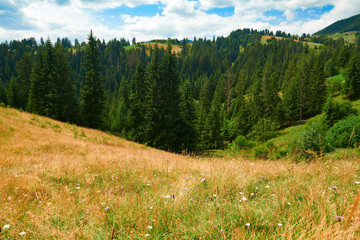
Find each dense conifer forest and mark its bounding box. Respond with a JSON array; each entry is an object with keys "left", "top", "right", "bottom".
[{"left": 1, "top": 28, "right": 360, "bottom": 153}]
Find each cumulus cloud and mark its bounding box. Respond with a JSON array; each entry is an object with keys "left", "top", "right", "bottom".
[{"left": 0, "top": 0, "right": 359, "bottom": 42}]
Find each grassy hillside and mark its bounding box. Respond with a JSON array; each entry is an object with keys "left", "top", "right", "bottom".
[
  {"left": 314, "top": 13, "right": 360, "bottom": 35},
  {"left": 1, "top": 107, "right": 360, "bottom": 239}
]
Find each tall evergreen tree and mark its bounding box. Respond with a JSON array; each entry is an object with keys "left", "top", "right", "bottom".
[
  {"left": 50, "top": 42, "right": 77, "bottom": 122},
  {"left": 27, "top": 47, "right": 46, "bottom": 114},
  {"left": 180, "top": 79, "right": 197, "bottom": 152},
  {"left": 128, "top": 63, "right": 146, "bottom": 141},
  {"left": 80, "top": 31, "right": 105, "bottom": 128},
  {"left": 15, "top": 52, "right": 32, "bottom": 109},
  {"left": 0, "top": 79, "right": 7, "bottom": 105},
  {"left": 345, "top": 51, "right": 360, "bottom": 100}
]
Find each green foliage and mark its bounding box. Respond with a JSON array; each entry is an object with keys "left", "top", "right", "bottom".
[
  {"left": 345, "top": 51, "right": 360, "bottom": 100},
  {"left": 326, "top": 74, "right": 344, "bottom": 96},
  {"left": 324, "top": 59, "right": 339, "bottom": 77},
  {"left": 323, "top": 99, "right": 357, "bottom": 125},
  {"left": 231, "top": 135, "right": 256, "bottom": 149},
  {"left": 80, "top": 31, "right": 105, "bottom": 128},
  {"left": 326, "top": 115, "right": 360, "bottom": 150},
  {"left": 253, "top": 145, "right": 269, "bottom": 159},
  {"left": 289, "top": 115, "right": 329, "bottom": 158},
  {"left": 248, "top": 118, "right": 277, "bottom": 142}
]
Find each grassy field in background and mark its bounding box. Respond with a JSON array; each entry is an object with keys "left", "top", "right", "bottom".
[{"left": 1, "top": 107, "right": 360, "bottom": 239}]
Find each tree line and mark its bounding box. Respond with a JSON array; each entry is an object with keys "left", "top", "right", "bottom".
[{"left": 0, "top": 29, "right": 359, "bottom": 152}]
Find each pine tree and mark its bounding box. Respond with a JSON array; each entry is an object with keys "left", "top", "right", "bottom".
[
  {"left": 128, "top": 63, "right": 146, "bottom": 141},
  {"left": 80, "top": 31, "right": 105, "bottom": 128},
  {"left": 15, "top": 52, "right": 32, "bottom": 109},
  {"left": 345, "top": 51, "right": 360, "bottom": 100},
  {"left": 180, "top": 79, "right": 197, "bottom": 152},
  {"left": 143, "top": 44, "right": 162, "bottom": 147},
  {"left": 307, "top": 55, "right": 327, "bottom": 116},
  {"left": 27, "top": 47, "right": 46, "bottom": 114},
  {"left": 50, "top": 42, "right": 77, "bottom": 122},
  {"left": 7, "top": 76, "right": 20, "bottom": 108},
  {"left": 0, "top": 79, "right": 7, "bottom": 105},
  {"left": 111, "top": 79, "right": 129, "bottom": 135}
]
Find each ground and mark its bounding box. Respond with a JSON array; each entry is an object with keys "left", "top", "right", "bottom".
[{"left": 1, "top": 107, "right": 360, "bottom": 239}]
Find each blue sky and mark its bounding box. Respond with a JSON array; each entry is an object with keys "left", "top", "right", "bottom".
[{"left": 0, "top": 0, "right": 359, "bottom": 42}]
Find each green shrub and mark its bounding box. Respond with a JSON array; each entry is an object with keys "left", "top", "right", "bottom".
[
  {"left": 326, "top": 115, "right": 360, "bottom": 150},
  {"left": 289, "top": 115, "right": 329, "bottom": 158},
  {"left": 233, "top": 135, "right": 256, "bottom": 149},
  {"left": 275, "top": 148, "right": 288, "bottom": 159},
  {"left": 253, "top": 145, "right": 269, "bottom": 159},
  {"left": 323, "top": 99, "right": 357, "bottom": 126},
  {"left": 248, "top": 118, "right": 277, "bottom": 142}
]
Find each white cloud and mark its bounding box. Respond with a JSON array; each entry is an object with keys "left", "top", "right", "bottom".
[{"left": 0, "top": 0, "right": 360, "bottom": 43}]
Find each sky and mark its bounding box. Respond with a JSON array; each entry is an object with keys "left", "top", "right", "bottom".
[{"left": 0, "top": 0, "right": 359, "bottom": 43}]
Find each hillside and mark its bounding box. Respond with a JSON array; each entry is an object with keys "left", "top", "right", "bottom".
[
  {"left": 1, "top": 106, "right": 360, "bottom": 238},
  {"left": 314, "top": 13, "right": 360, "bottom": 35}
]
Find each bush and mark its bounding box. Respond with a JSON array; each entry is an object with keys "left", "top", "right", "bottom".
[
  {"left": 248, "top": 118, "right": 277, "bottom": 142},
  {"left": 323, "top": 99, "right": 357, "bottom": 126},
  {"left": 233, "top": 135, "right": 256, "bottom": 149},
  {"left": 275, "top": 148, "right": 288, "bottom": 159},
  {"left": 326, "top": 115, "right": 360, "bottom": 150},
  {"left": 253, "top": 145, "right": 269, "bottom": 159},
  {"left": 289, "top": 115, "right": 329, "bottom": 158}
]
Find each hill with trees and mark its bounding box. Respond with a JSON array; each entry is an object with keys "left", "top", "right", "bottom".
[
  {"left": 0, "top": 27, "right": 359, "bottom": 158},
  {"left": 314, "top": 13, "right": 360, "bottom": 35}
]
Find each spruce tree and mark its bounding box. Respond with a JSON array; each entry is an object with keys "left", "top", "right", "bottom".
[
  {"left": 27, "top": 47, "right": 46, "bottom": 114},
  {"left": 80, "top": 31, "right": 105, "bottom": 128},
  {"left": 15, "top": 52, "right": 32, "bottom": 109},
  {"left": 0, "top": 79, "right": 7, "bottom": 105},
  {"left": 128, "top": 63, "right": 146, "bottom": 142},
  {"left": 50, "top": 42, "right": 77, "bottom": 122},
  {"left": 143, "top": 44, "right": 162, "bottom": 147},
  {"left": 345, "top": 51, "right": 360, "bottom": 100},
  {"left": 180, "top": 79, "right": 197, "bottom": 152}
]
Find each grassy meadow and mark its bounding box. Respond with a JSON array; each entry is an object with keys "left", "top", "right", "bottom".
[{"left": 1, "top": 106, "right": 360, "bottom": 239}]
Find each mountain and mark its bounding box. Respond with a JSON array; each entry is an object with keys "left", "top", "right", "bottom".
[{"left": 314, "top": 13, "right": 360, "bottom": 35}]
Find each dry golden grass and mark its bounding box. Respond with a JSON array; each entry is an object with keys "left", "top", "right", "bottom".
[{"left": 1, "top": 106, "right": 360, "bottom": 239}]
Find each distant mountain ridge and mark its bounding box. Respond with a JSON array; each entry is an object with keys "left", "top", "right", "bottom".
[{"left": 314, "top": 13, "right": 360, "bottom": 35}]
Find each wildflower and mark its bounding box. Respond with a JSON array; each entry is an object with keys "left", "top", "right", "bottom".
[
  {"left": 19, "top": 232, "right": 26, "bottom": 236},
  {"left": 201, "top": 178, "right": 206, "bottom": 183},
  {"left": 3, "top": 224, "right": 10, "bottom": 229},
  {"left": 148, "top": 226, "right": 152, "bottom": 229},
  {"left": 184, "top": 188, "right": 187, "bottom": 190},
  {"left": 149, "top": 206, "right": 153, "bottom": 210},
  {"left": 332, "top": 186, "right": 338, "bottom": 190},
  {"left": 355, "top": 181, "right": 360, "bottom": 184},
  {"left": 335, "top": 216, "right": 344, "bottom": 222},
  {"left": 278, "top": 223, "right": 283, "bottom": 226},
  {"left": 163, "top": 195, "right": 171, "bottom": 198},
  {"left": 250, "top": 163, "right": 255, "bottom": 166},
  {"left": 239, "top": 192, "right": 243, "bottom": 195},
  {"left": 145, "top": 234, "right": 150, "bottom": 237},
  {"left": 220, "top": 229, "right": 223, "bottom": 232},
  {"left": 242, "top": 197, "right": 247, "bottom": 201},
  {"left": 245, "top": 223, "right": 250, "bottom": 227},
  {"left": 287, "top": 202, "right": 291, "bottom": 205},
  {"left": 101, "top": 202, "right": 106, "bottom": 205},
  {"left": 251, "top": 193, "right": 254, "bottom": 196},
  {"left": 76, "top": 187, "right": 80, "bottom": 189},
  {"left": 105, "top": 207, "right": 110, "bottom": 211},
  {"left": 213, "top": 194, "right": 217, "bottom": 197},
  {"left": 265, "top": 185, "right": 270, "bottom": 189}
]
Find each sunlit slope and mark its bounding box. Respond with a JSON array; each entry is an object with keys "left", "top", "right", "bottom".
[{"left": 1, "top": 107, "right": 360, "bottom": 239}]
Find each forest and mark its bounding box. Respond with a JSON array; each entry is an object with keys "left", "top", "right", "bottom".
[{"left": 0, "top": 28, "right": 360, "bottom": 155}]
